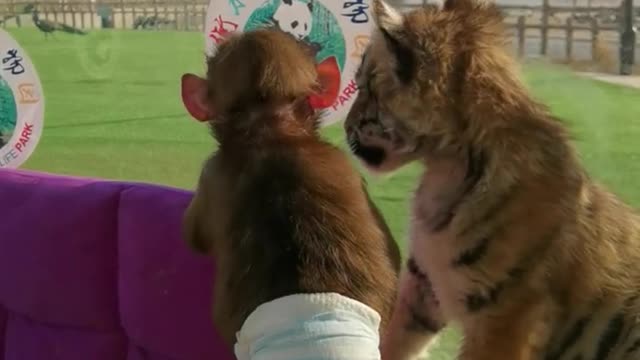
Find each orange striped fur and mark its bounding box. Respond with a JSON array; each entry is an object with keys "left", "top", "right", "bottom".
[{"left": 344, "top": 0, "right": 640, "bottom": 359}]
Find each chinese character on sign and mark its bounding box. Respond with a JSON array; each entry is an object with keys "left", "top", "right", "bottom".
[
  {"left": 209, "top": 15, "right": 239, "bottom": 44},
  {"left": 343, "top": 0, "right": 369, "bottom": 24},
  {"left": 2, "top": 49, "right": 25, "bottom": 76},
  {"left": 228, "top": 0, "right": 246, "bottom": 16}
]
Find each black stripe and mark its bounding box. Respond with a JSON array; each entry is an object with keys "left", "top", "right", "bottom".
[
  {"left": 405, "top": 304, "right": 443, "bottom": 333},
  {"left": 457, "top": 185, "right": 517, "bottom": 238},
  {"left": 355, "top": 51, "right": 367, "bottom": 80},
  {"left": 624, "top": 295, "right": 639, "bottom": 308},
  {"left": 463, "top": 225, "right": 557, "bottom": 314},
  {"left": 404, "top": 259, "right": 443, "bottom": 333},
  {"left": 462, "top": 147, "right": 486, "bottom": 197},
  {"left": 407, "top": 257, "right": 440, "bottom": 307},
  {"left": 595, "top": 312, "right": 625, "bottom": 360},
  {"left": 465, "top": 293, "right": 491, "bottom": 312},
  {"left": 465, "top": 281, "right": 505, "bottom": 313},
  {"left": 626, "top": 339, "right": 640, "bottom": 354},
  {"left": 545, "top": 316, "right": 590, "bottom": 360},
  {"left": 380, "top": 29, "right": 415, "bottom": 84},
  {"left": 452, "top": 237, "right": 490, "bottom": 267},
  {"left": 585, "top": 201, "right": 597, "bottom": 219},
  {"left": 407, "top": 257, "right": 427, "bottom": 281},
  {"left": 584, "top": 188, "right": 598, "bottom": 220},
  {"left": 507, "top": 266, "right": 527, "bottom": 279},
  {"left": 430, "top": 148, "right": 486, "bottom": 233},
  {"left": 509, "top": 223, "right": 560, "bottom": 282},
  {"left": 616, "top": 312, "right": 635, "bottom": 357},
  {"left": 430, "top": 211, "right": 455, "bottom": 233}
]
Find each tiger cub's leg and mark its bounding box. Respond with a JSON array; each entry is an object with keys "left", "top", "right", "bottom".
[{"left": 381, "top": 258, "right": 445, "bottom": 360}]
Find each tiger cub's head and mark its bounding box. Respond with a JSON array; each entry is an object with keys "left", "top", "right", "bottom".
[{"left": 345, "top": 0, "right": 506, "bottom": 172}]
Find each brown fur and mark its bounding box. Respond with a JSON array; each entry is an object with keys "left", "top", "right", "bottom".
[
  {"left": 182, "top": 28, "right": 401, "bottom": 351},
  {"left": 344, "top": 0, "right": 640, "bottom": 359}
]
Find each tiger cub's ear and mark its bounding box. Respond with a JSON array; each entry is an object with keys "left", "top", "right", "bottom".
[
  {"left": 443, "top": 0, "right": 493, "bottom": 12},
  {"left": 371, "top": 0, "right": 415, "bottom": 84},
  {"left": 371, "top": 0, "right": 403, "bottom": 33}
]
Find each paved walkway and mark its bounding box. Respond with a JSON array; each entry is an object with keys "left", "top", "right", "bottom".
[{"left": 577, "top": 72, "right": 640, "bottom": 89}]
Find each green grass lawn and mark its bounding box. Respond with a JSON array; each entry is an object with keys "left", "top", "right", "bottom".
[{"left": 6, "top": 28, "right": 640, "bottom": 359}]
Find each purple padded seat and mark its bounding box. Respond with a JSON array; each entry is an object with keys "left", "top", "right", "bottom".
[{"left": 0, "top": 169, "right": 235, "bottom": 360}]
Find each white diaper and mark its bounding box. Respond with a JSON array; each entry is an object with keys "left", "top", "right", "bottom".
[{"left": 234, "top": 292, "right": 382, "bottom": 360}]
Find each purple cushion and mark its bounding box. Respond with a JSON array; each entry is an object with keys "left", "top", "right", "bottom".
[
  {"left": 0, "top": 169, "right": 234, "bottom": 360},
  {"left": 4, "top": 312, "right": 127, "bottom": 359},
  {"left": 0, "top": 305, "right": 6, "bottom": 358}
]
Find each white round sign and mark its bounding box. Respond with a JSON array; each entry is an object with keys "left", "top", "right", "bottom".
[
  {"left": 0, "top": 29, "right": 44, "bottom": 169},
  {"left": 204, "top": 0, "right": 374, "bottom": 126}
]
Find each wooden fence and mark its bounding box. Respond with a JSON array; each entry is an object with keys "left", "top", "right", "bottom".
[
  {"left": 405, "top": 0, "right": 639, "bottom": 61},
  {"left": 1, "top": 0, "right": 209, "bottom": 31},
  {"left": 512, "top": 15, "right": 612, "bottom": 60},
  {"left": 1, "top": 0, "right": 638, "bottom": 61}
]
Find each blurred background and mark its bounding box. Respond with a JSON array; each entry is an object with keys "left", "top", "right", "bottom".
[
  {"left": 2, "top": 0, "right": 638, "bottom": 69},
  {"left": 1, "top": 0, "right": 638, "bottom": 358}
]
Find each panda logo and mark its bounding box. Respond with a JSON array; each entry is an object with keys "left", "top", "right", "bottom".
[{"left": 272, "top": 0, "right": 314, "bottom": 41}]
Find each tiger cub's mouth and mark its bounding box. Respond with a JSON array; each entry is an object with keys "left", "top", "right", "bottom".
[
  {"left": 346, "top": 122, "right": 425, "bottom": 173},
  {"left": 345, "top": 120, "right": 396, "bottom": 168},
  {"left": 348, "top": 136, "right": 387, "bottom": 167}
]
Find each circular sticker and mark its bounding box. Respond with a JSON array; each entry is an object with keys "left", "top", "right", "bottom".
[
  {"left": 0, "top": 29, "right": 44, "bottom": 169},
  {"left": 204, "top": 0, "right": 374, "bottom": 126}
]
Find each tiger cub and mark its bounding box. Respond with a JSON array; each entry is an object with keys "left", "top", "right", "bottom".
[{"left": 344, "top": 0, "right": 640, "bottom": 359}]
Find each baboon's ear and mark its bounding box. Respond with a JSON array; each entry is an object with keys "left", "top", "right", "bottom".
[
  {"left": 371, "top": 0, "right": 415, "bottom": 84},
  {"left": 308, "top": 56, "right": 340, "bottom": 109},
  {"left": 181, "top": 73, "right": 213, "bottom": 122}
]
